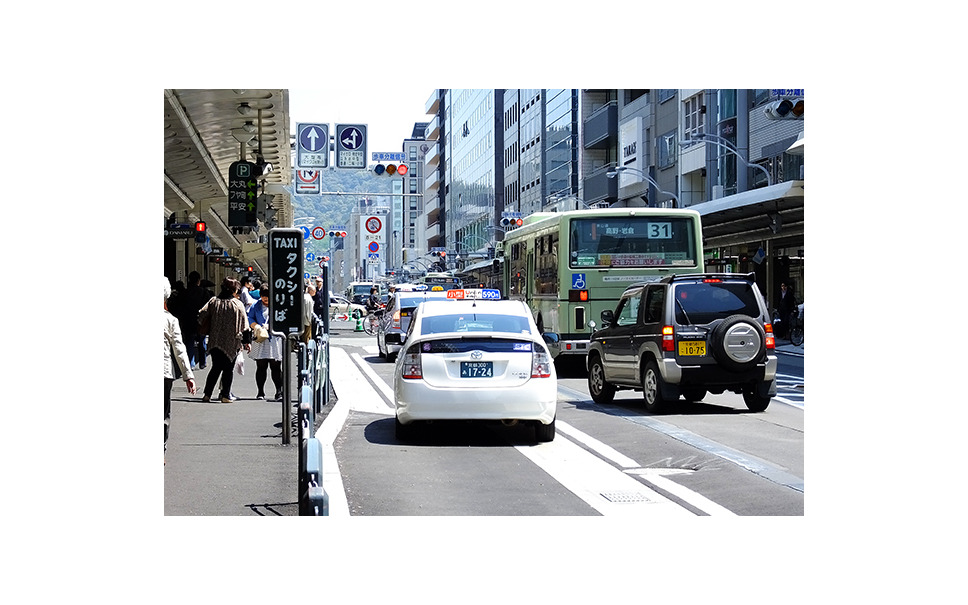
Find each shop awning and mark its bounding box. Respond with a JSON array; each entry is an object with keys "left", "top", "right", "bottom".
[{"left": 694, "top": 180, "right": 804, "bottom": 249}]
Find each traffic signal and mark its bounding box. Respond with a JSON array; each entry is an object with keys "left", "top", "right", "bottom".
[
  {"left": 431, "top": 250, "right": 447, "bottom": 258},
  {"left": 328, "top": 230, "right": 347, "bottom": 238},
  {"left": 194, "top": 221, "right": 207, "bottom": 243},
  {"left": 764, "top": 98, "right": 804, "bottom": 120},
  {"left": 374, "top": 163, "right": 409, "bottom": 176}
]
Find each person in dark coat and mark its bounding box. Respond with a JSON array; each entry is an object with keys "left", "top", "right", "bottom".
[
  {"left": 180, "top": 271, "right": 213, "bottom": 369},
  {"left": 777, "top": 282, "right": 796, "bottom": 338}
]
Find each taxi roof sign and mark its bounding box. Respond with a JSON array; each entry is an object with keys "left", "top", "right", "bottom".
[{"left": 445, "top": 288, "right": 501, "bottom": 300}]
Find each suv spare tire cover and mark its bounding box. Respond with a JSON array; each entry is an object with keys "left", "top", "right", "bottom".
[{"left": 710, "top": 314, "right": 766, "bottom": 372}]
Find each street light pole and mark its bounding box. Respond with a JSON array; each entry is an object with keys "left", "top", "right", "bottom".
[
  {"left": 686, "top": 133, "right": 773, "bottom": 187},
  {"left": 606, "top": 166, "right": 679, "bottom": 207}
]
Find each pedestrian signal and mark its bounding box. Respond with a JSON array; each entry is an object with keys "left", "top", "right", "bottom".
[
  {"left": 374, "top": 163, "right": 408, "bottom": 176},
  {"left": 764, "top": 98, "right": 804, "bottom": 120},
  {"left": 194, "top": 221, "right": 207, "bottom": 243}
]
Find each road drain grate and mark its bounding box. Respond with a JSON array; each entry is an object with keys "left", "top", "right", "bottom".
[{"left": 601, "top": 491, "right": 654, "bottom": 503}]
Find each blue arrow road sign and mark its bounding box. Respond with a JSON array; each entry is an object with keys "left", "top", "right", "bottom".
[{"left": 300, "top": 124, "right": 327, "bottom": 152}]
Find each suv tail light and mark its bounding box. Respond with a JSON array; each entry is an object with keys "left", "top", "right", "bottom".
[
  {"left": 662, "top": 326, "right": 675, "bottom": 352},
  {"left": 764, "top": 323, "right": 775, "bottom": 350},
  {"left": 402, "top": 350, "right": 423, "bottom": 379},
  {"left": 532, "top": 350, "right": 552, "bottom": 378}
]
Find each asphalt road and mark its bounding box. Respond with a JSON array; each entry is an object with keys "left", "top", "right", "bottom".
[{"left": 319, "top": 323, "right": 804, "bottom": 516}]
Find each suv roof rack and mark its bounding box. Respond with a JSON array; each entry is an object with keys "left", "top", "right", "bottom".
[{"left": 658, "top": 272, "right": 756, "bottom": 284}]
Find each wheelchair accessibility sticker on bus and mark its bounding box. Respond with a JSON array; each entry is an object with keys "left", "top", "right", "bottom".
[{"left": 571, "top": 273, "right": 586, "bottom": 289}]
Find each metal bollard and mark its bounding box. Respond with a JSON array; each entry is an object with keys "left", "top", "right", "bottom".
[{"left": 299, "top": 437, "right": 327, "bottom": 516}]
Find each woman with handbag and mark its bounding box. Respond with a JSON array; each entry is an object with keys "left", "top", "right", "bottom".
[
  {"left": 247, "top": 290, "right": 284, "bottom": 401},
  {"left": 164, "top": 277, "right": 196, "bottom": 463},
  {"left": 197, "top": 277, "right": 251, "bottom": 403}
]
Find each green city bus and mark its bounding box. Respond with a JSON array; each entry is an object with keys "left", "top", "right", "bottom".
[{"left": 501, "top": 207, "right": 704, "bottom": 359}]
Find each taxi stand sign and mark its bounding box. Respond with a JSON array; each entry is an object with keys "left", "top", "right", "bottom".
[{"left": 268, "top": 228, "right": 304, "bottom": 334}]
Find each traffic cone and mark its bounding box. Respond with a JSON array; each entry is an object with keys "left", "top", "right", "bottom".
[{"left": 355, "top": 314, "right": 364, "bottom": 332}]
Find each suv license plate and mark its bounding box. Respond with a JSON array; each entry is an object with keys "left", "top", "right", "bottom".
[
  {"left": 678, "top": 341, "right": 706, "bottom": 356},
  {"left": 460, "top": 361, "right": 493, "bottom": 378}
]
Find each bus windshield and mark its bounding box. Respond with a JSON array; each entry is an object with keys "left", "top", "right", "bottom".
[{"left": 569, "top": 216, "right": 698, "bottom": 268}]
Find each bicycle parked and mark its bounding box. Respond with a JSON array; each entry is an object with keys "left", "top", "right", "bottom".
[
  {"left": 773, "top": 303, "right": 804, "bottom": 346},
  {"left": 789, "top": 303, "right": 804, "bottom": 346}
]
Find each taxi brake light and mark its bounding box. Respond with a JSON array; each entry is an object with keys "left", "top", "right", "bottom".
[
  {"left": 393, "top": 309, "right": 401, "bottom": 328},
  {"left": 402, "top": 351, "right": 423, "bottom": 379},
  {"left": 532, "top": 350, "right": 552, "bottom": 378},
  {"left": 662, "top": 325, "right": 675, "bottom": 352}
]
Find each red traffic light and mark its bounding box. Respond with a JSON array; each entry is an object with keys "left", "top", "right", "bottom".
[{"left": 397, "top": 164, "right": 408, "bottom": 175}]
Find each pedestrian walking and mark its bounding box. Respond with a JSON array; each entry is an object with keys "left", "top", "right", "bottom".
[
  {"left": 164, "top": 277, "right": 196, "bottom": 463},
  {"left": 198, "top": 277, "right": 251, "bottom": 403},
  {"left": 240, "top": 275, "right": 257, "bottom": 311},
  {"left": 777, "top": 282, "right": 796, "bottom": 338},
  {"left": 248, "top": 290, "right": 284, "bottom": 401},
  {"left": 313, "top": 276, "right": 328, "bottom": 320},
  {"left": 181, "top": 271, "right": 213, "bottom": 369},
  {"left": 303, "top": 279, "right": 318, "bottom": 344}
]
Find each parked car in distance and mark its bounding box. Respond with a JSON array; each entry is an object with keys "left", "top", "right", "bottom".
[
  {"left": 393, "top": 294, "right": 560, "bottom": 443},
  {"left": 329, "top": 294, "right": 366, "bottom": 320},
  {"left": 586, "top": 273, "right": 777, "bottom": 413}
]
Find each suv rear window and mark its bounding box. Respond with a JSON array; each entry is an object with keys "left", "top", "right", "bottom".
[{"left": 673, "top": 281, "right": 760, "bottom": 325}]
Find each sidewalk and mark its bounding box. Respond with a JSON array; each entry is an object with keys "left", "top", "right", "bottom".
[
  {"left": 164, "top": 344, "right": 332, "bottom": 516},
  {"left": 775, "top": 340, "right": 804, "bottom": 357}
]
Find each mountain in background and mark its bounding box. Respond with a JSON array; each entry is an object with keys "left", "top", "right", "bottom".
[{"left": 291, "top": 168, "right": 396, "bottom": 258}]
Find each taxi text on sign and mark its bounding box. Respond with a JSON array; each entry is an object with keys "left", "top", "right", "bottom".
[{"left": 268, "top": 229, "right": 304, "bottom": 334}]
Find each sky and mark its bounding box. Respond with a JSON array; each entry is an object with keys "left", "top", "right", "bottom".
[{"left": 289, "top": 88, "right": 438, "bottom": 161}]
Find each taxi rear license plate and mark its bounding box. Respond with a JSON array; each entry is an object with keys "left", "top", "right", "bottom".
[
  {"left": 460, "top": 361, "right": 493, "bottom": 378},
  {"left": 678, "top": 341, "right": 706, "bottom": 356}
]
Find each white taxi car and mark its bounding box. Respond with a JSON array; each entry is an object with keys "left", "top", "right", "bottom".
[{"left": 393, "top": 291, "right": 560, "bottom": 443}]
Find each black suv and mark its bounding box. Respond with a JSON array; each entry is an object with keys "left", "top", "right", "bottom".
[{"left": 586, "top": 273, "right": 777, "bottom": 413}]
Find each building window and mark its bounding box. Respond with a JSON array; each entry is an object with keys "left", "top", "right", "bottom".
[
  {"left": 409, "top": 146, "right": 417, "bottom": 161},
  {"left": 683, "top": 95, "right": 705, "bottom": 141},
  {"left": 658, "top": 89, "right": 676, "bottom": 103},
  {"left": 658, "top": 131, "right": 677, "bottom": 169}
]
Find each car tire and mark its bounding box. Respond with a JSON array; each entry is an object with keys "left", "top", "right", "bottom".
[
  {"left": 534, "top": 417, "right": 556, "bottom": 443},
  {"left": 587, "top": 354, "right": 616, "bottom": 405},
  {"left": 710, "top": 314, "right": 766, "bottom": 372},
  {"left": 642, "top": 360, "right": 669, "bottom": 414},
  {"left": 743, "top": 389, "right": 771, "bottom": 412}
]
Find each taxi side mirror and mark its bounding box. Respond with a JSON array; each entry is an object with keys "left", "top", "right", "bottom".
[{"left": 542, "top": 332, "right": 561, "bottom": 358}]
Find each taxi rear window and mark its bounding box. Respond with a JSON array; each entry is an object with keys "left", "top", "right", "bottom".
[{"left": 420, "top": 314, "right": 528, "bottom": 334}]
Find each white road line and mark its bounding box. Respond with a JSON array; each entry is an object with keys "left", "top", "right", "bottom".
[
  {"left": 317, "top": 348, "right": 394, "bottom": 517},
  {"left": 556, "top": 420, "right": 736, "bottom": 516},
  {"left": 322, "top": 345, "right": 733, "bottom": 516},
  {"left": 514, "top": 437, "right": 694, "bottom": 517},
  {"left": 349, "top": 352, "right": 394, "bottom": 407}
]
